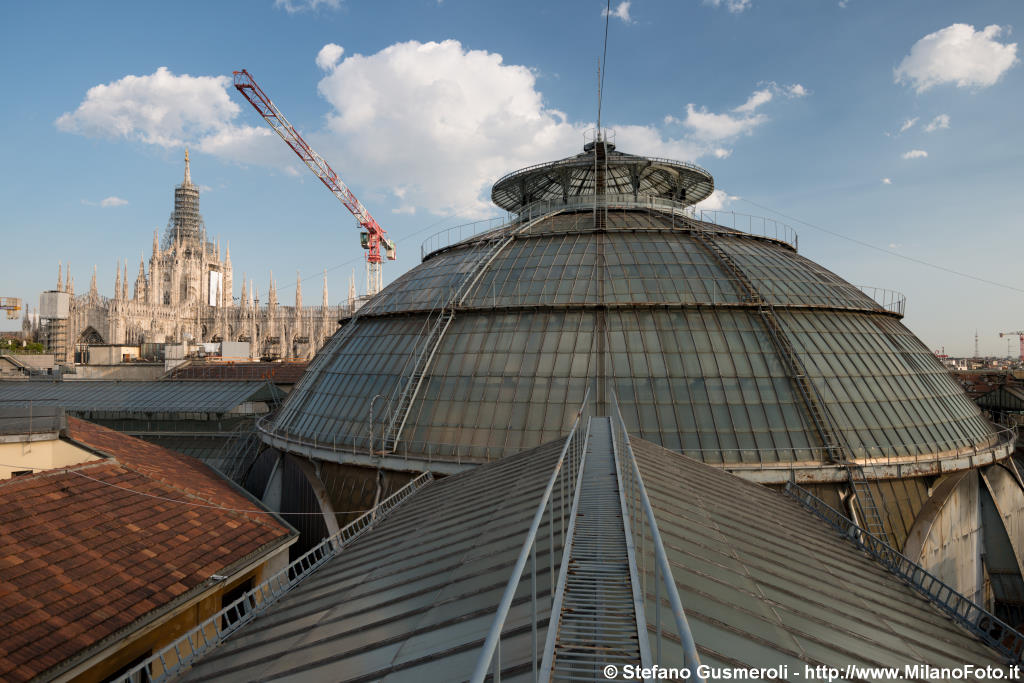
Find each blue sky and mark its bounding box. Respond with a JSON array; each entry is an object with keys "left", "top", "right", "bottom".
[{"left": 2, "top": 0, "right": 1022, "bottom": 356}]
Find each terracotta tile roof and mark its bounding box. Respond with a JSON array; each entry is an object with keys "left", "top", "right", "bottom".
[
  {"left": 164, "top": 361, "right": 308, "bottom": 384},
  {"left": 0, "top": 417, "right": 294, "bottom": 682}
]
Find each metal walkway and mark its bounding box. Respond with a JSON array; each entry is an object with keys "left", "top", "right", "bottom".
[{"left": 544, "top": 417, "right": 644, "bottom": 680}]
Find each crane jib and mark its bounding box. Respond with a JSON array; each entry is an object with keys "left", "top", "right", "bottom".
[{"left": 231, "top": 68, "right": 394, "bottom": 294}]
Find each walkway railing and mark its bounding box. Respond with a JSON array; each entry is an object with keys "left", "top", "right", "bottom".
[
  {"left": 784, "top": 481, "right": 1024, "bottom": 664},
  {"left": 540, "top": 416, "right": 648, "bottom": 679},
  {"left": 611, "top": 391, "right": 705, "bottom": 682},
  {"left": 113, "top": 471, "right": 434, "bottom": 683},
  {"left": 470, "top": 387, "right": 591, "bottom": 682}
]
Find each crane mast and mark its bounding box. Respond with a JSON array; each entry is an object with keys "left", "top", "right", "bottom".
[{"left": 232, "top": 69, "right": 395, "bottom": 296}]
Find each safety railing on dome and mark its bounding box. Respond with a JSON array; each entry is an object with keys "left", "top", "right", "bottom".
[
  {"left": 470, "top": 387, "right": 590, "bottom": 682},
  {"left": 421, "top": 196, "right": 801, "bottom": 260},
  {"left": 696, "top": 423, "right": 1017, "bottom": 472},
  {"left": 785, "top": 481, "right": 1024, "bottom": 664},
  {"left": 112, "top": 471, "right": 434, "bottom": 683},
  {"left": 490, "top": 154, "right": 713, "bottom": 193},
  {"left": 444, "top": 272, "right": 905, "bottom": 316},
  {"left": 608, "top": 391, "right": 705, "bottom": 682}
]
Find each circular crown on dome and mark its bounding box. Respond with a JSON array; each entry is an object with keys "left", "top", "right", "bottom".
[{"left": 490, "top": 140, "right": 715, "bottom": 212}]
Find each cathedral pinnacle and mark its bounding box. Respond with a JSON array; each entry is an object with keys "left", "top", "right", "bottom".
[{"left": 184, "top": 148, "right": 192, "bottom": 186}]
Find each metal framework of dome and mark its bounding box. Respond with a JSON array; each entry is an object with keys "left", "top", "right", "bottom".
[
  {"left": 491, "top": 140, "right": 715, "bottom": 211},
  {"left": 263, "top": 140, "right": 1008, "bottom": 487}
]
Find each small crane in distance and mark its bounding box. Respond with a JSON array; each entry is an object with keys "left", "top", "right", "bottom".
[
  {"left": 998, "top": 330, "right": 1024, "bottom": 361},
  {"left": 232, "top": 69, "right": 396, "bottom": 297},
  {"left": 0, "top": 297, "right": 22, "bottom": 320}
]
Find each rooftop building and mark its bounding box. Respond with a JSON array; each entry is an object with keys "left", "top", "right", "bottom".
[{"left": 0, "top": 415, "right": 296, "bottom": 682}]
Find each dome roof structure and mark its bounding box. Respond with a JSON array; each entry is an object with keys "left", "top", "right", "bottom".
[{"left": 263, "top": 140, "right": 1005, "bottom": 479}]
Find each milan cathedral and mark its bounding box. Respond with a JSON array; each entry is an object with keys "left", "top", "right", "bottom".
[{"left": 29, "top": 151, "right": 352, "bottom": 363}]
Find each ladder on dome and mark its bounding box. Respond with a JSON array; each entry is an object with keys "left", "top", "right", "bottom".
[
  {"left": 380, "top": 210, "right": 565, "bottom": 453},
  {"left": 270, "top": 305, "right": 366, "bottom": 431},
  {"left": 543, "top": 417, "right": 645, "bottom": 679},
  {"left": 691, "top": 229, "right": 893, "bottom": 545}
]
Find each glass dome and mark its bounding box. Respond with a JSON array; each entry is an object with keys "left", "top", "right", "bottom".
[{"left": 265, "top": 143, "right": 998, "bottom": 469}]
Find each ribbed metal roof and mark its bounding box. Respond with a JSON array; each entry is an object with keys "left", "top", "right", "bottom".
[
  {"left": 268, "top": 205, "right": 996, "bottom": 468},
  {"left": 0, "top": 380, "right": 281, "bottom": 414},
  {"left": 179, "top": 431, "right": 1007, "bottom": 681},
  {"left": 182, "top": 438, "right": 569, "bottom": 681}
]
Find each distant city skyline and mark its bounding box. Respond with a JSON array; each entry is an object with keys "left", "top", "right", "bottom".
[{"left": 2, "top": 0, "right": 1022, "bottom": 356}]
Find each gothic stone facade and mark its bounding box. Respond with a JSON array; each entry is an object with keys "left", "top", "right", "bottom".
[{"left": 36, "top": 152, "right": 348, "bottom": 363}]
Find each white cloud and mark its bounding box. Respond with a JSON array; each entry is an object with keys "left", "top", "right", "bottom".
[
  {"left": 733, "top": 88, "right": 773, "bottom": 114},
  {"left": 56, "top": 66, "right": 294, "bottom": 169},
  {"left": 694, "top": 189, "right": 738, "bottom": 211},
  {"left": 316, "top": 43, "right": 345, "bottom": 71},
  {"left": 58, "top": 44, "right": 806, "bottom": 220},
  {"left": 895, "top": 24, "right": 1019, "bottom": 93},
  {"left": 391, "top": 205, "right": 417, "bottom": 215},
  {"left": 902, "top": 149, "right": 928, "bottom": 159},
  {"left": 786, "top": 83, "right": 808, "bottom": 98},
  {"left": 882, "top": 178, "right": 892, "bottom": 185},
  {"left": 274, "top": 0, "right": 343, "bottom": 13},
  {"left": 899, "top": 117, "right": 918, "bottom": 133},
  {"left": 703, "top": 0, "right": 752, "bottom": 13},
  {"left": 56, "top": 67, "right": 245, "bottom": 148},
  {"left": 603, "top": 1, "right": 633, "bottom": 23},
  {"left": 314, "top": 40, "right": 587, "bottom": 216},
  {"left": 100, "top": 196, "right": 128, "bottom": 207},
  {"left": 683, "top": 103, "right": 766, "bottom": 141},
  {"left": 924, "top": 114, "right": 950, "bottom": 132}
]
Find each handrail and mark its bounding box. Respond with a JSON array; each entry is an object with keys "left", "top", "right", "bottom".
[
  {"left": 470, "top": 385, "right": 591, "bottom": 683},
  {"left": 420, "top": 195, "right": 800, "bottom": 260},
  {"left": 611, "top": 390, "right": 705, "bottom": 682},
  {"left": 784, "top": 481, "right": 1024, "bottom": 664},
  {"left": 113, "top": 471, "right": 434, "bottom": 683},
  {"left": 255, "top": 414, "right": 1015, "bottom": 474},
  {"left": 491, "top": 154, "right": 713, "bottom": 192}
]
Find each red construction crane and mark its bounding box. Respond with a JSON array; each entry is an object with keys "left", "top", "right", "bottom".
[
  {"left": 232, "top": 69, "right": 395, "bottom": 296},
  {"left": 998, "top": 331, "right": 1024, "bottom": 361}
]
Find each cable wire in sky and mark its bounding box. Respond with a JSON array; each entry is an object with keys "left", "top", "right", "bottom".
[{"left": 738, "top": 197, "right": 1024, "bottom": 294}]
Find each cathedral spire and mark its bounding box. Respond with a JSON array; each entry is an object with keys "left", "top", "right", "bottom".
[
  {"left": 295, "top": 271, "right": 302, "bottom": 310},
  {"left": 184, "top": 148, "right": 192, "bottom": 186},
  {"left": 240, "top": 273, "right": 247, "bottom": 310},
  {"left": 89, "top": 265, "right": 98, "bottom": 300},
  {"left": 64, "top": 264, "right": 71, "bottom": 295},
  {"left": 57, "top": 262, "right": 63, "bottom": 292},
  {"left": 322, "top": 269, "right": 328, "bottom": 310},
  {"left": 268, "top": 271, "right": 278, "bottom": 307},
  {"left": 225, "top": 241, "right": 231, "bottom": 265},
  {"left": 135, "top": 254, "right": 146, "bottom": 301},
  {"left": 152, "top": 228, "right": 159, "bottom": 256},
  {"left": 114, "top": 261, "right": 122, "bottom": 300}
]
